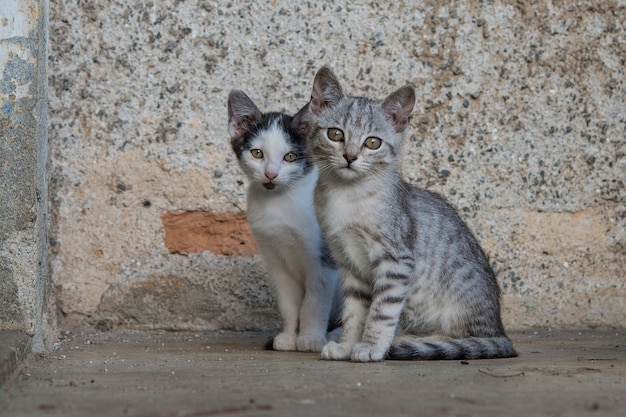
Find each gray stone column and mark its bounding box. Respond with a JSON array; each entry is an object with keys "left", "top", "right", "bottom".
[{"left": 0, "top": 0, "right": 55, "bottom": 353}]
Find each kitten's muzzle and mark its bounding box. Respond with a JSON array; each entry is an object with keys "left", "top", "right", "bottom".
[
  {"left": 263, "top": 170, "right": 277, "bottom": 190},
  {"left": 343, "top": 153, "right": 358, "bottom": 164}
]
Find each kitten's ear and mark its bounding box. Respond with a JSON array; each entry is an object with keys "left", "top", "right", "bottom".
[
  {"left": 310, "top": 66, "right": 344, "bottom": 116},
  {"left": 382, "top": 85, "right": 416, "bottom": 133},
  {"left": 291, "top": 102, "right": 312, "bottom": 138},
  {"left": 227, "top": 89, "right": 262, "bottom": 139}
]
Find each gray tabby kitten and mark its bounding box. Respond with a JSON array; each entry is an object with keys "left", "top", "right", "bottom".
[
  {"left": 306, "top": 67, "right": 516, "bottom": 362},
  {"left": 227, "top": 90, "right": 342, "bottom": 352}
]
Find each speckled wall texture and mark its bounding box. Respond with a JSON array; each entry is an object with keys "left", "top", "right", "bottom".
[{"left": 48, "top": 0, "right": 625, "bottom": 332}]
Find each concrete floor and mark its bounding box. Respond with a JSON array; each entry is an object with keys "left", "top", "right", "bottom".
[{"left": 1, "top": 330, "right": 624, "bottom": 417}]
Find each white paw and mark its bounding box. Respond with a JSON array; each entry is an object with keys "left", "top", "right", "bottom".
[
  {"left": 327, "top": 327, "right": 343, "bottom": 343},
  {"left": 273, "top": 333, "right": 297, "bottom": 351},
  {"left": 296, "top": 334, "right": 327, "bottom": 352},
  {"left": 321, "top": 341, "right": 352, "bottom": 360},
  {"left": 351, "top": 343, "right": 386, "bottom": 362}
]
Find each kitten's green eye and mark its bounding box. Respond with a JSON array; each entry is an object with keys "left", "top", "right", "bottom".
[
  {"left": 327, "top": 128, "right": 344, "bottom": 142},
  {"left": 364, "top": 137, "right": 382, "bottom": 150},
  {"left": 250, "top": 149, "right": 264, "bottom": 159},
  {"left": 284, "top": 152, "right": 298, "bottom": 162}
]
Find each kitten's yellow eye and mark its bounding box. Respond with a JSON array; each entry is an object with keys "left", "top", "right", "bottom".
[
  {"left": 364, "top": 137, "right": 382, "bottom": 150},
  {"left": 284, "top": 152, "right": 298, "bottom": 162},
  {"left": 327, "top": 128, "right": 344, "bottom": 142},
  {"left": 250, "top": 149, "right": 263, "bottom": 159}
]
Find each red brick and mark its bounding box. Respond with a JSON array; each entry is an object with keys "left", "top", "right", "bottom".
[{"left": 161, "top": 211, "right": 258, "bottom": 256}]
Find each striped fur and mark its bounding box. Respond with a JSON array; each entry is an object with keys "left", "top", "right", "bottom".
[
  {"left": 306, "top": 67, "right": 517, "bottom": 362},
  {"left": 227, "top": 90, "right": 342, "bottom": 352},
  {"left": 388, "top": 336, "right": 517, "bottom": 360}
]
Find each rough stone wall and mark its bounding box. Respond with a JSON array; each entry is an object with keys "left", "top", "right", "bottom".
[
  {"left": 1, "top": 0, "right": 55, "bottom": 351},
  {"left": 48, "top": 0, "right": 625, "bottom": 332}
]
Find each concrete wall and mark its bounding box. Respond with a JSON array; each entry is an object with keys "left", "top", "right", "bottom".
[
  {"left": 48, "top": 0, "right": 625, "bottom": 332},
  {"left": 0, "top": 0, "right": 55, "bottom": 352}
]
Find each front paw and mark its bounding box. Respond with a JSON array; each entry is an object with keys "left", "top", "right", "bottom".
[
  {"left": 351, "top": 343, "right": 386, "bottom": 362},
  {"left": 321, "top": 341, "right": 352, "bottom": 360},
  {"left": 273, "top": 333, "right": 297, "bottom": 351},
  {"left": 297, "top": 334, "right": 327, "bottom": 352}
]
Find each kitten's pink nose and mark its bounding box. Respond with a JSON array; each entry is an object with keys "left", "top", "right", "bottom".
[
  {"left": 343, "top": 154, "right": 358, "bottom": 164},
  {"left": 265, "top": 172, "right": 278, "bottom": 181}
]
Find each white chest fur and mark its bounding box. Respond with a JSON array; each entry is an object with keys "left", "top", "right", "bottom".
[{"left": 247, "top": 168, "right": 322, "bottom": 255}]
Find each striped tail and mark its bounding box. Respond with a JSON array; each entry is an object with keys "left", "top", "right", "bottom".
[{"left": 387, "top": 336, "right": 517, "bottom": 360}]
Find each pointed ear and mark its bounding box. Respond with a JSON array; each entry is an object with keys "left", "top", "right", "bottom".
[
  {"left": 291, "top": 102, "right": 312, "bottom": 139},
  {"left": 310, "top": 66, "right": 344, "bottom": 116},
  {"left": 382, "top": 85, "right": 415, "bottom": 133},
  {"left": 227, "top": 89, "right": 262, "bottom": 139}
]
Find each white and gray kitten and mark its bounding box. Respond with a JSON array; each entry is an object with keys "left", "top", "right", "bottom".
[
  {"left": 227, "top": 90, "right": 342, "bottom": 352},
  {"left": 306, "top": 67, "right": 516, "bottom": 362}
]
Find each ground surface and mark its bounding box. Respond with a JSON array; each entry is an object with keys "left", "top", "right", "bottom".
[{"left": 1, "top": 330, "right": 624, "bottom": 417}]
